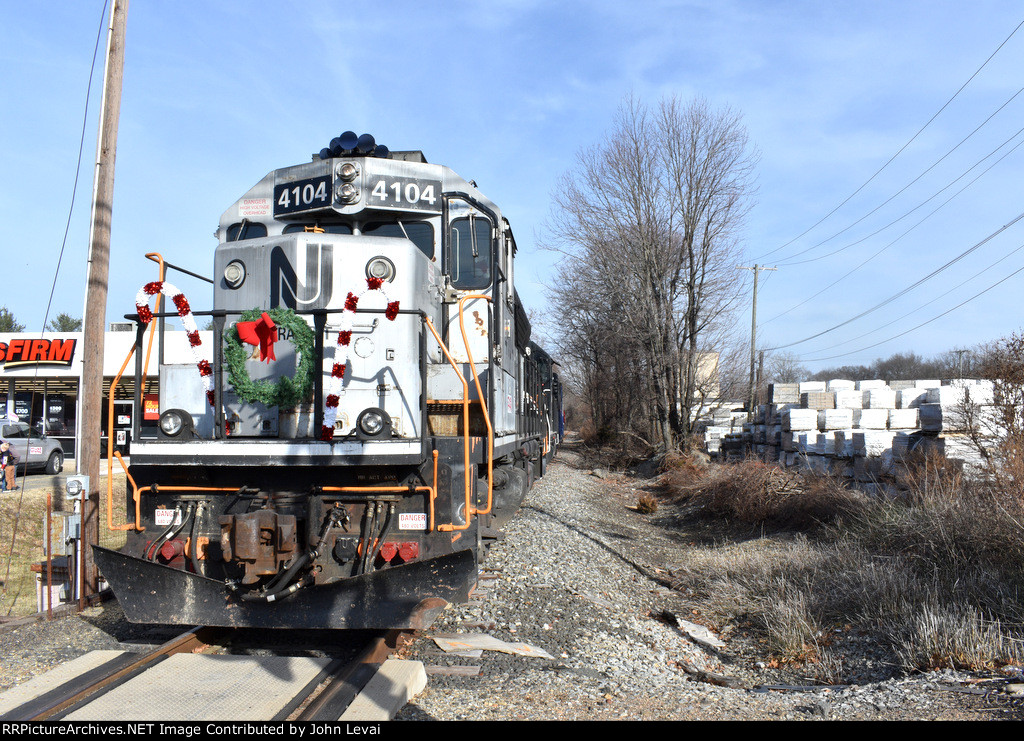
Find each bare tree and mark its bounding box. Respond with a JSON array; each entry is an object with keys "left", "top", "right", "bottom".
[{"left": 545, "top": 95, "right": 757, "bottom": 452}]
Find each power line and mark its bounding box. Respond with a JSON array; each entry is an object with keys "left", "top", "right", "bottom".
[
  {"left": 770, "top": 209, "right": 1024, "bottom": 350},
  {"left": 774, "top": 86, "right": 1024, "bottom": 267},
  {"left": 752, "top": 16, "right": 1024, "bottom": 263},
  {"left": 799, "top": 241, "right": 1024, "bottom": 355},
  {"left": 798, "top": 260, "right": 1024, "bottom": 363},
  {"left": 763, "top": 132, "right": 1024, "bottom": 324}
]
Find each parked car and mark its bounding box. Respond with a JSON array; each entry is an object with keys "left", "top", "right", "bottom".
[{"left": 1, "top": 418, "right": 64, "bottom": 475}]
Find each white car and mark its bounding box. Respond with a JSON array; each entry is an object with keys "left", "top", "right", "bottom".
[{"left": 1, "top": 418, "right": 64, "bottom": 475}]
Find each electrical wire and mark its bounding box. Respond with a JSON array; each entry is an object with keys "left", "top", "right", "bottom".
[
  {"left": 798, "top": 260, "right": 1024, "bottom": 363},
  {"left": 762, "top": 130, "right": 1024, "bottom": 323},
  {"left": 800, "top": 241, "right": 1024, "bottom": 355},
  {"left": 776, "top": 87, "right": 1024, "bottom": 266},
  {"left": 753, "top": 16, "right": 1024, "bottom": 263},
  {"left": 770, "top": 209, "right": 1024, "bottom": 350}
]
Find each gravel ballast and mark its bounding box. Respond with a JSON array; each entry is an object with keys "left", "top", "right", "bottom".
[{"left": 1, "top": 449, "right": 1021, "bottom": 720}]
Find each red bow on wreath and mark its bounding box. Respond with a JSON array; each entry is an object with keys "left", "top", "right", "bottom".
[{"left": 236, "top": 311, "right": 277, "bottom": 362}]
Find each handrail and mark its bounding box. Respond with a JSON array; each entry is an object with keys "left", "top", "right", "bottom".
[
  {"left": 457, "top": 294, "right": 494, "bottom": 517},
  {"left": 422, "top": 315, "right": 473, "bottom": 531},
  {"left": 106, "top": 340, "right": 144, "bottom": 531}
]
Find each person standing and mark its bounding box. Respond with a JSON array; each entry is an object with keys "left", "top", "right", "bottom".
[{"left": 0, "top": 442, "right": 18, "bottom": 491}]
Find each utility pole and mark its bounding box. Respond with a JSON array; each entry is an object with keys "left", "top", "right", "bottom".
[
  {"left": 80, "top": 0, "right": 128, "bottom": 600},
  {"left": 739, "top": 264, "right": 776, "bottom": 421}
]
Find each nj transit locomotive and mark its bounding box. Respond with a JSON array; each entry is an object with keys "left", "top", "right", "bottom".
[{"left": 93, "top": 132, "right": 562, "bottom": 629}]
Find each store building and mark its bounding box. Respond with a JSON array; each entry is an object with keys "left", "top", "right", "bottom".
[{"left": 0, "top": 326, "right": 211, "bottom": 466}]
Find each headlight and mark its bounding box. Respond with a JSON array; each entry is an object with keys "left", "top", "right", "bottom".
[
  {"left": 159, "top": 410, "right": 185, "bottom": 437},
  {"left": 335, "top": 182, "right": 359, "bottom": 204},
  {"left": 224, "top": 260, "right": 246, "bottom": 289},
  {"left": 357, "top": 408, "right": 391, "bottom": 437},
  {"left": 337, "top": 162, "right": 359, "bottom": 181},
  {"left": 365, "top": 256, "right": 396, "bottom": 282}
]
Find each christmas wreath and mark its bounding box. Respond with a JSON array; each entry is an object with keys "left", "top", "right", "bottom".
[{"left": 225, "top": 307, "right": 315, "bottom": 408}]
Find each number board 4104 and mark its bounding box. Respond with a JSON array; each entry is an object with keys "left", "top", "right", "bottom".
[
  {"left": 274, "top": 176, "right": 331, "bottom": 216},
  {"left": 367, "top": 175, "right": 442, "bottom": 212}
]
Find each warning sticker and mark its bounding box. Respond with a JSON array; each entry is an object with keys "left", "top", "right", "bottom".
[
  {"left": 154, "top": 509, "right": 181, "bottom": 527},
  {"left": 399, "top": 512, "right": 427, "bottom": 531},
  {"left": 238, "top": 198, "right": 271, "bottom": 218}
]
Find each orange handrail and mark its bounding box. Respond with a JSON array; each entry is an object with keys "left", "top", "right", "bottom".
[
  {"left": 107, "top": 341, "right": 143, "bottom": 531},
  {"left": 422, "top": 315, "right": 473, "bottom": 531},
  {"left": 457, "top": 294, "right": 494, "bottom": 517}
]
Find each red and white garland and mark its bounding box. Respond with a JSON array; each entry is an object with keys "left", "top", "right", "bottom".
[
  {"left": 321, "top": 277, "right": 400, "bottom": 441},
  {"left": 136, "top": 281, "right": 214, "bottom": 407}
]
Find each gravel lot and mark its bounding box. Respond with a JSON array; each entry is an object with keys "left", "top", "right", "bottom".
[{"left": 2, "top": 447, "right": 1023, "bottom": 720}]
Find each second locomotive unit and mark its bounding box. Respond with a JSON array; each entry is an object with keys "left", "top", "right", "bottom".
[{"left": 94, "top": 132, "right": 562, "bottom": 629}]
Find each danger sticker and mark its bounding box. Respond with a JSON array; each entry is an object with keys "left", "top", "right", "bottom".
[
  {"left": 399, "top": 512, "right": 427, "bottom": 531},
  {"left": 154, "top": 509, "right": 181, "bottom": 527},
  {"left": 238, "top": 198, "right": 271, "bottom": 218}
]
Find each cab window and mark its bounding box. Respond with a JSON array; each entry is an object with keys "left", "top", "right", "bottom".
[
  {"left": 364, "top": 221, "right": 434, "bottom": 258},
  {"left": 449, "top": 217, "right": 491, "bottom": 289},
  {"left": 282, "top": 223, "right": 353, "bottom": 235},
  {"left": 226, "top": 221, "right": 268, "bottom": 241}
]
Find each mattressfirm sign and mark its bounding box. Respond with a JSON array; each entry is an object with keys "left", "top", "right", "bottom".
[{"left": 0, "top": 338, "right": 77, "bottom": 367}]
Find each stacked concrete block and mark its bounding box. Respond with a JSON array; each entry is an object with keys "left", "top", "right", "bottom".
[
  {"left": 834, "top": 389, "right": 864, "bottom": 409},
  {"left": 888, "top": 408, "right": 919, "bottom": 429},
  {"left": 782, "top": 408, "right": 819, "bottom": 431},
  {"left": 863, "top": 387, "right": 897, "bottom": 409},
  {"left": 897, "top": 387, "right": 930, "bottom": 409},
  {"left": 760, "top": 378, "right": 1000, "bottom": 485},
  {"left": 704, "top": 378, "right": 1001, "bottom": 481},
  {"left": 819, "top": 408, "right": 853, "bottom": 430},
  {"left": 768, "top": 383, "right": 800, "bottom": 404}
]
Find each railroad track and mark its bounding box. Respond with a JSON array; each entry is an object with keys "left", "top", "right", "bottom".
[{"left": 0, "top": 627, "right": 415, "bottom": 721}]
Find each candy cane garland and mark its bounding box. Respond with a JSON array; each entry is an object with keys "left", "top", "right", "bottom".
[
  {"left": 136, "top": 281, "right": 214, "bottom": 406},
  {"left": 321, "top": 277, "right": 400, "bottom": 441}
]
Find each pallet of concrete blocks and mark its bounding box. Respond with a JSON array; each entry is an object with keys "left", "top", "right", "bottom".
[
  {"left": 887, "top": 408, "right": 919, "bottom": 429},
  {"left": 768, "top": 383, "right": 800, "bottom": 404},
  {"left": 801, "top": 391, "right": 836, "bottom": 410},
  {"left": 897, "top": 386, "right": 930, "bottom": 409},
  {"left": 856, "top": 379, "right": 888, "bottom": 390},
  {"left": 818, "top": 408, "right": 853, "bottom": 430},
  {"left": 920, "top": 380, "right": 996, "bottom": 433},
  {"left": 827, "top": 379, "right": 856, "bottom": 391},
  {"left": 782, "top": 408, "right": 819, "bottom": 431},
  {"left": 852, "top": 430, "right": 895, "bottom": 457},
  {"left": 863, "top": 387, "right": 897, "bottom": 409},
  {"left": 853, "top": 408, "right": 889, "bottom": 429},
  {"left": 834, "top": 388, "right": 864, "bottom": 409}
]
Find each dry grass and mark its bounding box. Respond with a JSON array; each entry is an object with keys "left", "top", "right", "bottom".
[
  {"left": 0, "top": 478, "right": 128, "bottom": 618},
  {"left": 660, "top": 453, "right": 1024, "bottom": 676}
]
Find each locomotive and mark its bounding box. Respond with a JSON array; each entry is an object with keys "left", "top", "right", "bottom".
[{"left": 93, "top": 132, "right": 562, "bottom": 629}]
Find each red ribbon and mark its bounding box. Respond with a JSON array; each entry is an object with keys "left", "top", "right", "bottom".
[{"left": 236, "top": 312, "right": 277, "bottom": 362}]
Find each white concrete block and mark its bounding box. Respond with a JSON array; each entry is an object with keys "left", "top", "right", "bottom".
[
  {"left": 856, "top": 379, "right": 888, "bottom": 390},
  {"left": 888, "top": 408, "right": 919, "bottom": 429},
  {"left": 863, "top": 388, "right": 897, "bottom": 409},
  {"left": 853, "top": 408, "right": 889, "bottom": 429},
  {"left": 897, "top": 387, "right": 929, "bottom": 409},
  {"left": 782, "top": 408, "right": 818, "bottom": 431},
  {"left": 834, "top": 389, "right": 864, "bottom": 409}
]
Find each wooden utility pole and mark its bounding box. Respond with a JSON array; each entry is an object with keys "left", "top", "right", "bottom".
[
  {"left": 739, "top": 265, "right": 775, "bottom": 421},
  {"left": 81, "top": 0, "right": 128, "bottom": 598}
]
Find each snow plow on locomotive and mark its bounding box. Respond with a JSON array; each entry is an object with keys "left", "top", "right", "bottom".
[{"left": 92, "top": 133, "right": 562, "bottom": 629}]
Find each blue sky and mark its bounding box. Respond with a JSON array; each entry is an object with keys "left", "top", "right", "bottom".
[{"left": 3, "top": 1, "right": 1023, "bottom": 373}]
